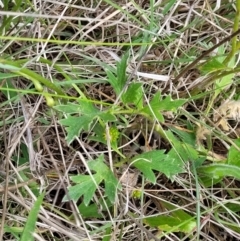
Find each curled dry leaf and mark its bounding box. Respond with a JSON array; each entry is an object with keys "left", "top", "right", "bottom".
[
  {"left": 213, "top": 100, "right": 240, "bottom": 131},
  {"left": 163, "top": 111, "right": 174, "bottom": 119},
  {"left": 196, "top": 124, "right": 211, "bottom": 145}
]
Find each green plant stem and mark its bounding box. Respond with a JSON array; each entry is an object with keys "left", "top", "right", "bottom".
[{"left": 0, "top": 58, "right": 67, "bottom": 97}]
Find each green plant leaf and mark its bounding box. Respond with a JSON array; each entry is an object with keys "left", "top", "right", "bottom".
[
  {"left": 88, "top": 156, "right": 121, "bottom": 203},
  {"left": 131, "top": 150, "right": 184, "bottom": 183},
  {"left": 77, "top": 99, "right": 99, "bottom": 115},
  {"left": 165, "top": 129, "right": 201, "bottom": 168},
  {"left": 54, "top": 103, "right": 82, "bottom": 113},
  {"left": 197, "top": 164, "right": 240, "bottom": 180},
  {"left": 227, "top": 139, "right": 240, "bottom": 166},
  {"left": 105, "top": 53, "right": 128, "bottom": 95},
  {"left": 65, "top": 174, "right": 102, "bottom": 205},
  {"left": 59, "top": 115, "right": 94, "bottom": 144},
  {"left": 78, "top": 202, "right": 103, "bottom": 218},
  {"left": 144, "top": 199, "right": 196, "bottom": 234},
  {"left": 117, "top": 53, "right": 128, "bottom": 92},
  {"left": 214, "top": 56, "right": 235, "bottom": 96},
  {"left": 144, "top": 215, "right": 196, "bottom": 233},
  {"left": 141, "top": 92, "right": 186, "bottom": 121},
  {"left": 63, "top": 155, "right": 121, "bottom": 205},
  {"left": 20, "top": 192, "right": 44, "bottom": 241},
  {"left": 78, "top": 198, "right": 112, "bottom": 218},
  {"left": 141, "top": 92, "right": 164, "bottom": 121},
  {"left": 58, "top": 100, "right": 117, "bottom": 144},
  {"left": 170, "top": 126, "right": 196, "bottom": 145},
  {"left": 163, "top": 148, "right": 185, "bottom": 175},
  {"left": 200, "top": 57, "right": 226, "bottom": 74},
  {"left": 98, "top": 112, "right": 117, "bottom": 122},
  {"left": 122, "top": 82, "right": 143, "bottom": 109},
  {"left": 56, "top": 99, "right": 98, "bottom": 116},
  {"left": 106, "top": 70, "right": 119, "bottom": 94}
]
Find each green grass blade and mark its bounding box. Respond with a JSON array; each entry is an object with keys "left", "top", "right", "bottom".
[{"left": 20, "top": 193, "right": 44, "bottom": 241}]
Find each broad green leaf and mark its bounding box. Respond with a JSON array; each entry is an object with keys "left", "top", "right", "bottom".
[
  {"left": 215, "top": 71, "right": 234, "bottom": 96},
  {"left": 78, "top": 198, "right": 112, "bottom": 218},
  {"left": 56, "top": 98, "right": 102, "bottom": 115},
  {"left": 144, "top": 214, "right": 196, "bottom": 234},
  {"left": 163, "top": 148, "right": 186, "bottom": 177},
  {"left": 122, "top": 82, "right": 143, "bottom": 109},
  {"left": 197, "top": 164, "right": 240, "bottom": 180},
  {"left": 131, "top": 150, "right": 183, "bottom": 183},
  {"left": 78, "top": 202, "right": 103, "bottom": 218},
  {"left": 227, "top": 139, "right": 240, "bottom": 166},
  {"left": 54, "top": 103, "right": 82, "bottom": 113},
  {"left": 77, "top": 99, "right": 99, "bottom": 115},
  {"left": 165, "top": 129, "right": 201, "bottom": 167},
  {"left": 200, "top": 57, "right": 226, "bottom": 74},
  {"left": 59, "top": 115, "right": 94, "bottom": 144},
  {"left": 88, "top": 156, "right": 121, "bottom": 202},
  {"left": 141, "top": 92, "right": 186, "bottom": 122},
  {"left": 215, "top": 211, "right": 240, "bottom": 233},
  {"left": 103, "top": 227, "right": 112, "bottom": 241},
  {"left": 204, "top": 46, "right": 235, "bottom": 97},
  {"left": 63, "top": 155, "right": 121, "bottom": 205},
  {"left": 98, "top": 112, "right": 117, "bottom": 122},
  {"left": 17, "top": 143, "right": 29, "bottom": 165},
  {"left": 158, "top": 95, "right": 186, "bottom": 112},
  {"left": 65, "top": 174, "right": 102, "bottom": 205},
  {"left": 218, "top": 203, "right": 240, "bottom": 213},
  {"left": 144, "top": 199, "right": 196, "bottom": 234},
  {"left": 20, "top": 193, "right": 44, "bottom": 241},
  {"left": 141, "top": 92, "right": 164, "bottom": 121},
  {"left": 198, "top": 174, "right": 222, "bottom": 187},
  {"left": 214, "top": 56, "right": 234, "bottom": 97},
  {"left": 106, "top": 53, "right": 128, "bottom": 95},
  {"left": 170, "top": 126, "right": 196, "bottom": 145},
  {"left": 179, "top": 142, "right": 199, "bottom": 162},
  {"left": 162, "top": 200, "right": 192, "bottom": 220}
]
